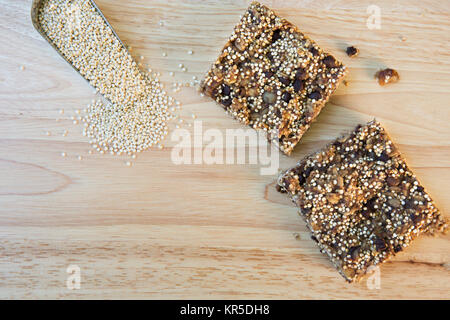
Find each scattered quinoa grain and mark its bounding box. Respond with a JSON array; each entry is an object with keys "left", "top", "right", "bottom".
[{"left": 39, "top": 0, "right": 175, "bottom": 155}]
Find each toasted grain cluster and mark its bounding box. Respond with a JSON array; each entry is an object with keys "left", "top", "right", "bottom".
[
  {"left": 200, "top": 1, "right": 347, "bottom": 155},
  {"left": 278, "top": 120, "right": 447, "bottom": 282},
  {"left": 38, "top": 0, "right": 174, "bottom": 155}
]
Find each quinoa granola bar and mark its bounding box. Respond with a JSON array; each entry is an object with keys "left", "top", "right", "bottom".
[
  {"left": 277, "top": 120, "right": 447, "bottom": 282},
  {"left": 200, "top": 1, "right": 347, "bottom": 155}
]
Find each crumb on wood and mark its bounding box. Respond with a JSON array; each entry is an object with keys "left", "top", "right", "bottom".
[
  {"left": 346, "top": 46, "right": 359, "bottom": 58},
  {"left": 375, "top": 68, "right": 400, "bottom": 86}
]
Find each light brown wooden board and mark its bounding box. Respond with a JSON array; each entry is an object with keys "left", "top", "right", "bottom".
[{"left": 0, "top": 0, "right": 449, "bottom": 299}]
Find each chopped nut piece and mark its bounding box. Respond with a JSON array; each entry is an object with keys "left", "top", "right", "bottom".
[
  {"left": 346, "top": 46, "right": 359, "bottom": 58},
  {"left": 278, "top": 120, "right": 448, "bottom": 282},
  {"left": 200, "top": 1, "right": 347, "bottom": 155},
  {"left": 375, "top": 68, "right": 400, "bottom": 86}
]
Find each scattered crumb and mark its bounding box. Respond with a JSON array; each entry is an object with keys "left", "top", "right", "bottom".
[
  {"left": 293, "top": 232, "right": 300, "bottom": 240},
  {"left": 346, "top": 46, "right": 359, "bottom": 58},
  {"left": 375, "top": 68, "right": 400, "bottom": 86},
  {"left": 343, "top": 80, "right": 349, "bottom": 86}
]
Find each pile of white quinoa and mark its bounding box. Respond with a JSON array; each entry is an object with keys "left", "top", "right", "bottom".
[{"left": 38, "top": 0, "right": 175, "bottom": 155}]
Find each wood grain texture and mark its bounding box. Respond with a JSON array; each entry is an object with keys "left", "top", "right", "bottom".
[{"left": 0, "top": 0, "right": 449, "bottom": 299}]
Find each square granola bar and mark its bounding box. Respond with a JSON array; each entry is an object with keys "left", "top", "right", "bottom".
[
  {"left": 277, "top": 120, "right": 448, "bottom": 282},
  {"left": 200, "top": 1, "right": 347, "bottom": 155}
]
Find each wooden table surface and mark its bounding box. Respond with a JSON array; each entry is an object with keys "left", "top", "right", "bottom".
[{"left": 0, "top": 0, "right": 449, "bottom": 299}]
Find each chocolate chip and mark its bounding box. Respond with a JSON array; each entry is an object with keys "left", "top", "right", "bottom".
[
  {"left": 346, "top": 46, "right": 359, "bottom": 58},
  {"left": 308, "top": 91, "right": 322, "bottom": 100},
  {"left": 271, "top": 29, "right": 282, "bottom": 43},
  {"left": 385, "top": 207, "right": 394, "bottom": 219},
  {"left": 264, "top": 71, "right": 274, "bottom": 78},
  {"left": 318, "top": 166, "right": 327, "bottom": 173},
  {"left": 282, "top": 179, "right": 291, "bottom": 190},
  {"left": 278, "top": 76, "right": 290, "bottom": 86},
  {"left": 293, "top": 79, "right": 303, "bottom": 93},
  {"left": 303, "top": 166, "right": 313, "bottom": 179},
  {"left": 297, "top": 175, "right": 305, "bottom": 185},
  {"left": 410, "top": 213, "right": 421, "bottom": 224},
  {"left": 222, "top": 84, "right": 231, "bottom": 96},
  {"left": 311, "top": 235, "right": 318, "bottom": 243},
  {"left": 281, "top": 92, "right": 292, "bottom": 103},
  {"left": 348, "top": 246, "right": 360, "bottom": 260},
  {"left": 366, "top": 197, "right": 377, "bottom": 211},
  {"left": 416, "top": 186, "right": 424, "bottom": 192},
  {"left": 295, "top": 68, "right": 308, "bottom": 80},
  {"left": 323, "top": 55, "right": 337, "bottom": 68},
  {"left": 374, "top": 237, "right": 386, "bottom": 251},
  {"left": 221, "top": 98, "right": 232, "bottom": 107},
  {"left": 361, "top": 208, "right": 370, "bottom": 218},
  {"left": 377, "top": 151, "right": 390, "bottom": 162},
  {"left": 404, "top": 199, "right": 415, "bottom": 209},
  {"left": 367, "top": 151, "right": 377, "bottom": 160},
  {"left": 237, "top": 62, "right": 246, "bottom": 70},
  {"left": 333, "top": 141, "right": 342, "bottom": 148},
  {"left": 309, "top": 46, "right": 319, "bottom": 56},
  {"left": 276, "top": 184, "right": 286, "bottom": 193},
  {"left": 394, "top": 245, "right": 403, "bottom": 253},
  {"left": 293, "top": 163, "right": 305, "bottom": 175}
]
